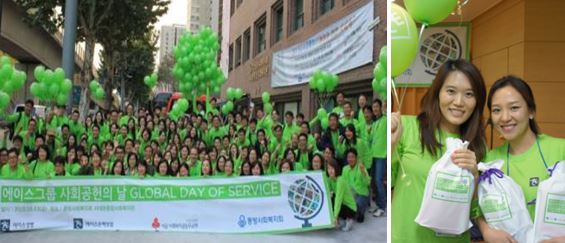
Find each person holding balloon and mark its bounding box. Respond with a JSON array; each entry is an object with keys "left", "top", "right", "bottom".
[
  {"left": 391, "top": 59, "right": 487, "bottom": 242},
  {"left": 478, "top": 76, "right": 565, "bottom": 243}
]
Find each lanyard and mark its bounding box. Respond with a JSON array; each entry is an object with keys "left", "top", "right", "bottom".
[{"left": 506, "top": 137, "right": 549, "bottom": 176}]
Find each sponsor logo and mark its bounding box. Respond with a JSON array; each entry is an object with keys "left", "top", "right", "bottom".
[
  {"left": 288, "top": 175, "right": 324, "bottom": 228},
  {"left": 73, "top": 218, "right": 83, "bottom": 229},
  {"left": 0, "top": 219, "right": 10, "bottom": 232}
]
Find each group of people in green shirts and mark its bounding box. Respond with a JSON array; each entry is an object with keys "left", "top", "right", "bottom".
[
  {"left": 0, "top": 92, "right": 387, "bottom": 232},
  {"left": 391, "top": 59, "right": 565, "bottom": 242}
]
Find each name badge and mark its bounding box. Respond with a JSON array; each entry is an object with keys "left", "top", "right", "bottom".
[{"left": 529, "top": 177, "right": 539, "bottom": 187}]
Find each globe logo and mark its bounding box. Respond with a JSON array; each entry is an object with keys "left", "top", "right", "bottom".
[
  {"left": 287, "top": 175, "right": 324, "bottom": 228},
  {"left": 419, "top": 29, "right": 462, "bottom": 75}
]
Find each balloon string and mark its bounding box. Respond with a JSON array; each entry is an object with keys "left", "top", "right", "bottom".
[
  {"left": 419, "top": 24, "right": 426, "bottom": 40},
  {"left": 391, "top": 79, "right": 401, "bottom": 111}
]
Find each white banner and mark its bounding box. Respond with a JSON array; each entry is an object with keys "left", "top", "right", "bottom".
[
  {"left": 0, "top": 172, "right": 333, "bottom": 233},
  {"left": 271, "top": 2, "right": 374, "bottom": 88}
]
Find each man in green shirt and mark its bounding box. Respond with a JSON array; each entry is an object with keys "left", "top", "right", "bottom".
[
  {"left": 0, "top": 148, "right": 31, "bottom": 179},
  {"left": 332, "top": 92, "right": 345, "bottom": 118},
  {"left": 5, "top": 99, "right": 33, "bottom": 140},
  {"left": 369, "top": 99, "right": 386, "bottom": 217},
  {"left": 282, "top": 111, "right": 300, "bottom": 143}
]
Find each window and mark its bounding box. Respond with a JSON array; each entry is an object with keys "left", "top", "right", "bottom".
[
  {"left": 254, "top": 13, "right": 267, "bottom": 56},
  {"left": 320, "top": 0, "right": 334, "bottom": 16},
  {"left": 228, "top": 44, "right": 233, "bottom": 71},
  {"left": 272, "top": 0, "right": 284, "bottom": 45},
  {"left": 235, "top": 36, "right": 242, "bottom": 67},
  {"left": 242, "top": 28, "right": 251, "bottom": 63},
  {"left": 291, "top": 0, "right": 304, "bottom": 33}
]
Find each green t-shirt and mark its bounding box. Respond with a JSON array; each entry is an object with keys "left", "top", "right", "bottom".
[
  {"left": 485, "top": 134, "right": 565, "bottom": 219},
  {"left": 342, "top": 163, "right": 371, "bottom": 196},
  {"left": 29, "top": 160, "right": 55, "bottom": 178},
  {"left": 6, "top": 112, "right": 30, "bottom": 136},
  {"left": 337, "top": 138, "right": 371, "bottom": 169},
  {"left": 1, "top": 164, "right": 32, "bottom": 179},
  {"left": 371, "top": 115, "right": 387, "bottom": 158},
  {"left": 329, "top": 175, "right": 357, "bottom": 221},
  {"left": 392, "top": 115, "right": 470, "bottom": 242},
  {"left": 188, "top": 160, "right": 202, "bottom": 177}
]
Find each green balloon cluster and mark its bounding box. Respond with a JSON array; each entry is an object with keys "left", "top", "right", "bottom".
[
  {"left": 88, "top": 80, "right": 105, "bottom": 100},
  {"left": 226, "top": 87, "right": 244, "bottom": 101},
  {"left": 372, "top": 45, "right": 387, "bottom": 100},
  {"left": 0, "top": 56, "right": 26, "bottom": 110},
  {"left": 169, "top": 98, "right": 189, "bottom": 121},
  {"left": 31, "top": 66, "right": 72, "bottom": 105},
  {"left": 172, "top": 27, "right": 225, "bottom": 97},
  {"left": 309, "top": 70, "right": 339, "bottom": 93},
  {"left": 404, "top": 0, "right": 458, "bottom": 26},
  {"left": 144, "top": 73, "right": 158, "bottom": 88}
]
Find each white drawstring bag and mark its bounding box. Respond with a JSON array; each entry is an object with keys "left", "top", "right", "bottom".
[
  {"left": 534, "top": 161, "right": 565, "bottom": 242},
  {"left": 478, "top": 160, "right": 533, "bottom": 243},
  {"left": 415, "top": 138, "right": 474, "bottom": 235}
]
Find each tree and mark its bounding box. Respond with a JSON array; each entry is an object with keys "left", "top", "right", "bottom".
[
  {"left": 157, "top": 53, "right": 175, "bottom": 88},
  {"left": 16, "top": 0, "right": 169, "bottom": 116},
  {"left": 99, "top": 30, "right": 158, "bottom": 107}
]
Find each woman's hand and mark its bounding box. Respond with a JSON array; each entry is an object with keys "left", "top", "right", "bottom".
[
  {"left": 479, "top": 218, "right": 517, "bottom": 243},
  {"left": 391, "top": 112, "right": 402, "bottom": 149},
  {"left": 451, "top": 148, "right": 478, "bottom": 178}
]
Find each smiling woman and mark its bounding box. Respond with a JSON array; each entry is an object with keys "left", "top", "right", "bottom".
[
  {"left": 390, "top": 59, "right": 487, "bottom": 242},
  {"left": 478, "top": 76, "right": 565, "bottom": 242}
]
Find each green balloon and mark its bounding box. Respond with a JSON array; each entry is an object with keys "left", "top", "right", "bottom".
[
  {"left": 264, "top": 103, "right": 273, "bottom": 114},
  {"left": 178, "top": 98, "right": 189, "bottom": 111},
  {"left": 0, "top": 64, "right": 13, "bottom": 80},
  {"left": 378, "top": 78, "right": 387, "bottom": 93},
  {"left": 213, "top": 86, "right": 221, "bottom": 94},
  {"left": 374, "top": 62, "right": 386, "bottom": 80},
  {"left": 309, "top": 77, "right": 318, "bottom": 90},
  {"left": 56, "top": 93, "right": 68, "bottom": 105},
  {"left": 391, "top": 4, "right": 419, "bottom": 77},
  {"left": 2, "top": 80, "right": 15, "bottom": 94},
  {"left": 144, "top": 76, "right": 151, "bottom": 86},
  {"left": 49, "top": 83, "right": 60, "bottom": 94},
  {"left": 30, "top": 82, "right": 40, "bottom": 96},
  {"left": 221, "top": 105, "right": 229, "bottom": 115},
  {"left": 234, "top": 88, "right": 243, "bottom": 99},
  {"left": 262, "top": 92, "right": 270, "bottom": 103},
  {"left": 315, "top": 77, "right": 325, "bottom": 92},
  {"left": 317, "top": 108, "right": 327, "bottom": 120},
  {"left": 34, "top": 66, "right": 46, "bottom": 81},
  {"left": 95, "top": 88, "right": 105, "bottom": 99},
  {"left": 372, "top": 79, "right": 379, "bottom": 92},
  {"left": 226, "top": 101, "right": 234, "bottom": 112},
  {"left": 404, "top": 0, "right": 457, "bottom": 25},
  {"left": 89, "top": 80, "right": 98, "bottom": 90},
  {"left": 44, "top": 70, "right": 54, "bottom": 85},
  {"left": 379, "top": 45, "right": 387, "bottom": 69},
  {"left": 0, "top": 91, "right": 9, "bottom": 109},
  {"left": 320, "top": 117, "right": 329, "bottom": 130},
  {"left": 61, "top": 79, "right": 72, "bottom": 93},
  {"left": 226, "top": 87, "right": 234, "bottom": 100},
  {"left": 54, "top": 68, "right": 65, "bottom": 83}
]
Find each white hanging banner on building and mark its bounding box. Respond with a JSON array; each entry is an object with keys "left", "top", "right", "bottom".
[
  {"left": 0, "top": 172, "right": 333, "bottom": 233},
  {"left": 271, "top": 2, "right": 374, "bottom": 88}
]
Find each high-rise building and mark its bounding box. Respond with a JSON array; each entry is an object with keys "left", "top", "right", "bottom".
[
  {"left": 159, "top": 24, "right": 187, "bottom": 63},
  {"left": 187, "top": 0, "right": 220, "bottom": 34},
  {"left": 225, "top": 0, "right": 386, "bottom": 118}
]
